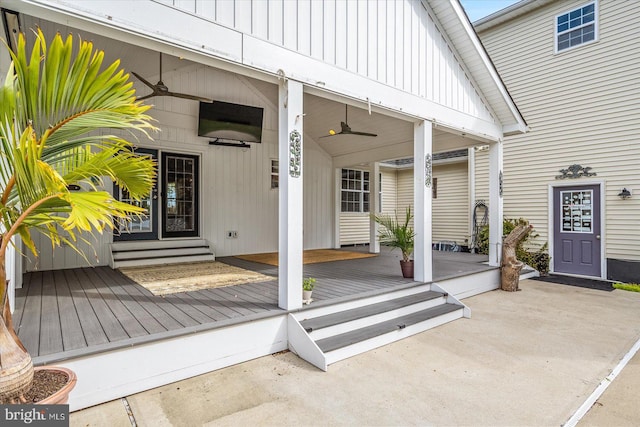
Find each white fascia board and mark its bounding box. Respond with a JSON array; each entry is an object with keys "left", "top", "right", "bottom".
[
  {"left": 243, "top": 35, "right": 503, "bottom": 142},
  {"left": 447, "top": 0, "right": 527, "bottom": 133},
  {"left": 5, "top": 0, "right": 243, "bottom": 63}
]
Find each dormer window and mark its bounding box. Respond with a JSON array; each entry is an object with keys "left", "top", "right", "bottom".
[{"left": 556, "top": 2, "right": 597, "bottom": 52}]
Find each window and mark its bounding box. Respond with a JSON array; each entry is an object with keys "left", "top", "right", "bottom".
[
  {"left": 341, "top": 169, "right": 370, "bottom": 212},
  {"left": 556, "top": 2, "right": 597, "bottom": 52},
  {"left": 270, "top": 159, "right": 278, "bottom": 189}
]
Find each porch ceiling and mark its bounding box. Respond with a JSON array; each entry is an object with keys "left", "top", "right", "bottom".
[{"left": 22, "top": 14, "right": 482, "bottom": 164}]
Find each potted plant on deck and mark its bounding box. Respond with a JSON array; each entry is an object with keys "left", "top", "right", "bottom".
[
  {"left": 302, "top": 277, "right": 316, "bottom": 304},
  {"left": 0, "top": 30, "right": 156, "bottom": 403},
  {"left": 374, "top": 207, "right": 416, "bottom": 278}
]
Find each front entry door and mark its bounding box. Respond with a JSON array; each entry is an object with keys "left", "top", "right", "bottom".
[
  {"left": 114, "top": 148, "right": 158, "bottom": 241},
  {"left": 553, "top": 185, "right": 601, "bottom": 277},
  {"left": 161, "top": 152, "right": 199, "bottom": 238}
]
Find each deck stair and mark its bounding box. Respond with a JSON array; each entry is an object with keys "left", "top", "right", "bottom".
[
  {"left": 288, "top": 283, "right": 470, "bottom": 371},
  {"left": 110, "top": 239, "right": 214, "bottom": 268}
]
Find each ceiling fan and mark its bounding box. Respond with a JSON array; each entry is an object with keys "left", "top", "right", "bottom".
[
  {"left": 320, "top": 105, "right": 377, "bottom": 138},
  {"left": 132, "top": 53, "right": 212, "bottom": 102}
]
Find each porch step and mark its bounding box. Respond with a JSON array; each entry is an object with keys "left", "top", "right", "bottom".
[
  {"left": 110, "top": 239, "right": 214, "bottom": 269},
  {"left": 288, "top": 284, "right": 469, "bottom": 371}
]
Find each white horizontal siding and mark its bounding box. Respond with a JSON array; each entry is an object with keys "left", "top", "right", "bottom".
[
  {"left": 381, "top": 170, "right": 398, "bottom": 215},
  {"left": 339, "top": 214, "right": 370, "bottom": 246},
  {"left": 477, "top": 0, "right": 640, "bottom": 262},
  {"left": 433, "top": 162, "right": 469, "bottom": 245},
  {"left": 171, "top": 0, "right": 495, "bottom": 123}
]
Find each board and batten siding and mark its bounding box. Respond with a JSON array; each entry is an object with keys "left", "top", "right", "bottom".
[
  {"left": 158, "top": 0, "right": 496, "bottom": 124},
  {"left": 477, "top": 0, "right": 640, "bottom": 262},
  {"left": 26, "top": 63, "right": 334, "bottom": 271}
]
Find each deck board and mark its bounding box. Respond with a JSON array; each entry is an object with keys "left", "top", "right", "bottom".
[
  {"left": 14, "top": 249, "right": 492, "bottom": 360},
  {"left": 39, "top": 270, "right": 63, "bottom": 355},
  {"left": 64, "top": 269, "right": 110, "bottom": 348},
  {"left": 53, "top": 270, "right": 87, "bottom": 352}
]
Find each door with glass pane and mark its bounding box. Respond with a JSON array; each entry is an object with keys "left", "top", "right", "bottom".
[
  {"left": 162, "top": 152, "right": 199, "bottom": 238},
  {"left": 553, "top": 185, "right": 601, "bottom": 277},
  {"left": 113, "top": 148, "right": 158, "bottom": 241}
]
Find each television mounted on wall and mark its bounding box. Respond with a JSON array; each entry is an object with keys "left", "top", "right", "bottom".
[{"left": 198, "top": 100, "right": 264, "bottom": 144}]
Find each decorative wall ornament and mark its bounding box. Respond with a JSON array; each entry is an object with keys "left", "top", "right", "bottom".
[
  {"left": 289, "top": 130, "right": 301, "bottom": 178},
  {"left": 425, "top": 154, "right": 432, "bottom": 187},
  {"left": 555, "top": 164, "right": 597, "bottom": 180},
  {"left": 499, "top": 170, "right": 503, "bottom": 197}
]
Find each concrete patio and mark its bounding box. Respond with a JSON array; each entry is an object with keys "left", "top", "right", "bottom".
[{"left": 70, "top": 278, "right": 640, "bottom": 426}]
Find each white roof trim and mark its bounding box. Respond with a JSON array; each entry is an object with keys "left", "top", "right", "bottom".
[{"left": 447, "top": 0, "right": 528, "bottom": 133}]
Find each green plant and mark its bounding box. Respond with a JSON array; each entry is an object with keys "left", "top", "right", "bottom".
[
  {"left": 613, "top": 283, "right": 640, "bottom": 293},
  {"left": 373, "top": 207, "right": 416, "bottom": 262},
  {"left": 303, "top": 277, "right": 316, "bottom": 291},
  {"left": 0, "top": 30, "right": 156, "bottom": 402},
  {"left": 477, "top": 218, "right": 550, "bottom": 275}
]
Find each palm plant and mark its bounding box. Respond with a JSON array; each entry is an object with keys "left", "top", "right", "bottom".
[
  {"left": 374, "top": 207, "right": 415, "bottom": 262},
  {"left": 0, "top": 30, "right": 156, "bottom": 401}
]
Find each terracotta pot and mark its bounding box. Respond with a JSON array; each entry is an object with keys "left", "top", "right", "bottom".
[
  {"left": 35, "top": 366, "right": 77, "bottom": 405},
  {"left": 400, "top": 260, "right": 414, "bottom": 278}
]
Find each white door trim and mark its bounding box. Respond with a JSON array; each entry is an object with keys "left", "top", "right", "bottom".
[{"left": 547, "top": 179, "right": 606, "bottom": 279}]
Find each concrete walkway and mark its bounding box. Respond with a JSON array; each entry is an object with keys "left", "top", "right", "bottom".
[{"left": 70, "top": 279, "right": 640, "bottom": 426}]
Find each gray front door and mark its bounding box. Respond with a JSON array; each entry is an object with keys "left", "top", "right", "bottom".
[{"left": 553, "top": 185, "right": 601, "bottom": 277}]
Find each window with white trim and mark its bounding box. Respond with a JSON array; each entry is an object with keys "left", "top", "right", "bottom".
[
  {"left": 556, "top": 2, "right": 597, "bottom": 52},
  {"left": 341, "top": 169, "right": 370, "bottom": 212}
]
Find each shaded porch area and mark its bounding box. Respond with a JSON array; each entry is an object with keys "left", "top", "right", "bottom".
[{"left": 14, "top": 248, "right": 491, "bottom": 363}]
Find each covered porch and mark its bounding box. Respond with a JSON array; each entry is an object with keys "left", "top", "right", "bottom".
[{"left": 16, "top": 248, "right": 492, "bottom": 363}]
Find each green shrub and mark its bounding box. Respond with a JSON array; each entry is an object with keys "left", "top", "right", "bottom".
[{"left": 613, "top": 283, "right": 640, "bottom": 293}]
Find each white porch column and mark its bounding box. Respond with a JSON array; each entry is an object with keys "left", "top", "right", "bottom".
[
  {"left": 369, "top": 162, "right": 380, "bottom": 253},
  {"left": 488, "top": 140, "right": 504, "bottom": 267},
  {"left": 468, "top": 147, "right": 476, "bottom": 250},
  {"left": 413, "top": 120, "right": 433, "bottom": 283},
  {"left": 278, "top": 79, "right": 304, "bottom": 310}
]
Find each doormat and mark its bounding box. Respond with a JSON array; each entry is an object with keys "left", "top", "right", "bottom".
[
  {"left": 530, "top": 274, "right": 614, "bottom": 292},
  {"left": 119, "top": 261, "right": 273, "bottom": 296},
  {"left": 235, "top": 249, "right": 377, "bottom": 266}
]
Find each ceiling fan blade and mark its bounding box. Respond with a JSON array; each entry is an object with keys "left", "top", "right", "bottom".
[
  {"left": 165, "top": 90, "right": 213, "bottom": 102},
  {"left": 131, "top": 71, "right": 156, "bottom": 90},
  {"left": 136, "top": 92, "right": 157, "bottom": 101},
  {"left": 350, "top": 131, "right": 378, "bottom": 137}
]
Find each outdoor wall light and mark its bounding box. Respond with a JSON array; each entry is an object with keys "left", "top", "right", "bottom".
[{"left": 618, "top": 188, "right": 632, "bottom": 200}]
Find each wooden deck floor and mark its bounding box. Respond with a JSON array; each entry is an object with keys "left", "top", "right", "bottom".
[{"left": 13, "top": 248, "right": 491, "bottom": 363}]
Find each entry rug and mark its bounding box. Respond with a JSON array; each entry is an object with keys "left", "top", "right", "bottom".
[
  {"left": 531, "top": 274, "right": 614, "bottom": 292},
  {"left": 120, "top": 261, "right": 273, "bottom": 296},
  {"left": 235, "top": 249, "right": 377, "bottom": 266}
]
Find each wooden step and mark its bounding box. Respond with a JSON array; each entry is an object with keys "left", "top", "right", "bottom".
[
  {"left": 316, "top": 303, "right": 462, "bottom": 353},
  {"left": 301, "top": 290, "right": 445, "bottom": 333},
  {"left": 113, "top": 254, "right": 215, "bottom": 269},
  {"left": 110, "top": 239, "right": 215, "bottom": 268},
  {"left": 288, "top": 283, "right": 469, "bottom": 371}
]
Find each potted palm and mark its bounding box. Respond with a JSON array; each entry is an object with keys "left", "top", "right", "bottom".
[
  {"left": 0, "top": 30, "right": 156, "bottom": 403},
  {"left": 374, "top": 207, "right": 416, "bottom": 278}
]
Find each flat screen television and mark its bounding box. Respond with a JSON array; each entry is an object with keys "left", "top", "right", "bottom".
[{"left": 198, "top": 101, "right": 264, "bottom": 143}]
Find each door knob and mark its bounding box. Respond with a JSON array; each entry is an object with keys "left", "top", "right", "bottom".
[{"left": 596, "top": 235, "right": 601, "bottom": 240}]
